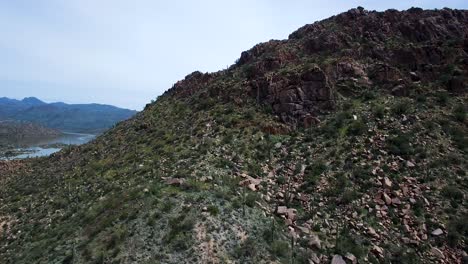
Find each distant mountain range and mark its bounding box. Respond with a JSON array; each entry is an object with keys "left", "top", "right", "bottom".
[{"left": 0, "top": 97, "right": 137, "bottom": 133}]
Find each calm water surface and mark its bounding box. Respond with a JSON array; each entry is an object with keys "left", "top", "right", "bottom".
[{"left": 5, "top": 132, "right": 96, "bottom": 159}]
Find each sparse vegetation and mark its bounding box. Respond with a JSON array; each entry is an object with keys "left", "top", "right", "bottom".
[{"left": 1, "top": 7, "right": 467, "bottom": 264}]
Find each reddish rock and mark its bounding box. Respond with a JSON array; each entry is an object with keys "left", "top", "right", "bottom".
[
  {"left": 331, "top": 255, "right": 346, "bottom": 264},
  {"left": 383, "top": 177, "right": 393, "bottom": 188},
  {"left": 165, "top": 178, "right": 185, "bottom": 186},
  {"left": 345, "top": 253, "right": 357, "bottom": 264},
  {"left": 383, "top": 193, "right": 392, "bottom": 205},
  {"left": 431, "top": 247, "right": 445, "bottom": 259}
]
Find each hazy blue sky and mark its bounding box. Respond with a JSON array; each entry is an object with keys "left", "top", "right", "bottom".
[{"left": 1, "top": 1, "right": 467, "bottom": 110}]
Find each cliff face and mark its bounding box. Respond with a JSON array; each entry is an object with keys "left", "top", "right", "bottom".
[
  {"left": 0, "top": 7, "right": 467, "bottom": 264},
  {"left": 169, "top": 7, "right": 467, "bottom": 127}
]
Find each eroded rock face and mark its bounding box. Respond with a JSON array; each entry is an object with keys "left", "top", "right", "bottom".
[
  {"left": 166, "top": 7, "right": 467, "bottom": 128},
  {"left": 249, "top": 66, "right": 335, "bottom": 127},
  {"left": 166, "top": 71, "right": 214, "bottom": 98}
]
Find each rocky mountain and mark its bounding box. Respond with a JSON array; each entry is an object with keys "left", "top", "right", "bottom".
[
  {"left": 0, "top": 7, "right": 467, "bottom": 264},
  {"left": 0, "top": 97, "right": 137, "bottom": 133},
  {"left": 0, "top": 120, "right": 62, "bottom": 145}
]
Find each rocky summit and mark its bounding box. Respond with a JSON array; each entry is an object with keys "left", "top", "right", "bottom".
[{"left": 0, "top": 7, "right": 467, "bottom": 264}]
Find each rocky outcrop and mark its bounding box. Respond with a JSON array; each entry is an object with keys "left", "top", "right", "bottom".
[
  {"left": 166, "top": 8, "right": 467, "bottom": 128},
  {"left": 240, "top": 7, "right": 467, "bottom": 127},
  {"left": 249, "top": 65, "right": 335, "bottom": 127}
]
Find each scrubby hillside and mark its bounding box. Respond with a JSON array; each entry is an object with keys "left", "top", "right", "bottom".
[
  {"left": 0, "top": 120, "right": 62, "bottom": 144},
  {"left": 0, "top": 7, "right": 467, "bottom": 264}
]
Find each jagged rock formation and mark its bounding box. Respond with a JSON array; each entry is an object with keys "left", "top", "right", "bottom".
[
  {"left": 0, "top": 7, "right": 467, "bottom": 264},
  {"left": 169, "top": 7, "right": 467, "bottom": 127}
]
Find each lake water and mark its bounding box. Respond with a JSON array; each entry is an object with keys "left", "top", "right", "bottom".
[
  {"left": 30, "top": 132, "right": 96, "bottom": 146},
  {"left": 3, "top": 132, "right": 96, "bottom": 160}
]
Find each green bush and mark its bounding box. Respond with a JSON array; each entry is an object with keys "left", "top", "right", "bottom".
[
  {"left": 321, "top": 110, "right": 352, "bottom": 137},
  {"left": 308, "top": 161, "right": 327, "bottom": 177},
  {"left": 340, "top": 189, "right": 359, "bottom": 204},
  {"left": 270, "top": 240, "right": 289, "bottom": 258},
  {"left": 207, "top": 205, "right": 219, "bottom": 216},
  {"left": 441, "top": 186, "right": 464, "bottom": 204},
  {"left": 447, "top": 215, "right": 468, "bottom": 247},
  {"left": 446, "top": 124, "right": 467, "bottom": 152},
  {"left": 361, "top": 90, "right": 377, "bottom": 101},
  {"left": 435, "top": 91, "right": 449, "bottom": 105},
  {"left": 234, "top": 237, "right": 258, "bottom": 258},
  {"left": 335, "top": 227, "right": 367, "bottom": 258},
  {"left": 347, "top": 119, "right": 367, "bottom": 136},
  {"left": 387, "top": 133, "right": 414, "bottom": 157},
  {"left": 391, "top": 99, "right": 412, "bottom": 115},
  {"left": 243, "top": 64, "right": 257, "bottom": 79},
  {"left": 164, "top": 212, "right": 196, "bottom": 246},
  {"left": 387, "top": 244, "right": 419, "bottom": 263},
  {"left": 372, "top": 103, "right": 386, "bottom": 118},
  {"left": 302, "top": 161, "right": 327, "bottom": 191},
  {"left": 453, "top": 104, "right": 466, "bottom": 122},
  {"left": 245, "top": 192, "right": 258, "bottom": 208}
]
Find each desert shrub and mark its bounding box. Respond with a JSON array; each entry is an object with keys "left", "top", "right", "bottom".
[
  {"left": 308, "top": 161, "right": 327, "bottom": 177},
  {"left": 247, "top": 162, "right": 263, "bottom": 177},
  {"left": 391, "top": 98, "right": 412, "bottom": 115},
  {"left": 302, "top": 161, "right": 327, "bottom": 191},
  {"left": 446, "top": 125, "right": 467, "bottom": 152},
  {"left": 372, "top": 103, "right": 386, "bottom": 118},
  {"left": 245, "top": 192, "right": 258, "bottom": 208},
  {"left": 435, "top": 91, "right": 449, "bottom": 105},
  {"left": 441, "top": 185, "right": 464, "bottom": 207},
  {"left": 415, "top": 93, "right": 427, "bottom": 103},
  {"left": 452, "top": 104, "right": 466, "bottom": 122},
  {"left": 321, "top": 110, "right": 352, "bottom": 137},
  {"left": 334, "top": 227, "right": 367, "bottom": 258},
  {"left": 387, "top": 244, "right": 419, "bottom": 264},
  {"left": 361, "top": 90, "right": 377, "bottom": 101},
  {"left": 447, "top": 215, "right": 468, "bottom": 247},
  {"left": 197, "top": 97, "right": 216, "bottom": 111},
  {"left": 387, "top": 133, "right": 414, "bottom": 157},
  {"left": 106, "top": 225, "right": 127, "bottom": 249},
  {"left": 234, "top": 237, "right": 258, "bottom": 258},
  {"left": 347, "top": 119, "right": 367, "bottom": 136},
  {"left": 334, "top": 172, "right": 349, "bottom": 190},
  {"left": 352, "top": 166, "right": 372, "bottom": 182},
  {"left": 262, "top": 220, "right": 278, "bottom": 243},
  {"left": 243, "top": 64, "right": 257, "bottom": 79},
  {"left": 270, "top": 240, "right": 289, "bottom": 258},
  {"left": 161, "top": 200, "right": 175, "bottom": 212},
  {"left": 340, "top": 189, "right": 359, "bottom": 205},
  {"left": 164, "top": 212, "right": 196, "bottom": 249},
  {"left": 207, "top": 205, "right": 219, "bottom": 216},
  {"left": 277, "top": 175, "right": 286, "bottom": 185}
]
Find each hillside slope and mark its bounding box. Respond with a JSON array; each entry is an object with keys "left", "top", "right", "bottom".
[
  {"left": 0, "top": 97, "right": 137, "bottom": 133},
  {"left": 0, "top": 7, "right": 467, "bottom": 264}
]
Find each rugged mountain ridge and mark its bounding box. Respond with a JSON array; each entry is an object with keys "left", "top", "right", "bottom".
[
  {"left": 0, "top": 97, "right": 137, "bottom": 133},
  {"left": 169, "top": 7, "right": 467, "bottom": 127},
  {"left": 0, "top": 7, "right": 467, "bottom": 264}
]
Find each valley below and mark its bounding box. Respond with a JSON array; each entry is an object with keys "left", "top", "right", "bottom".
[{"left": 0, "top": 132, "right": 96, "bottom": 160}]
